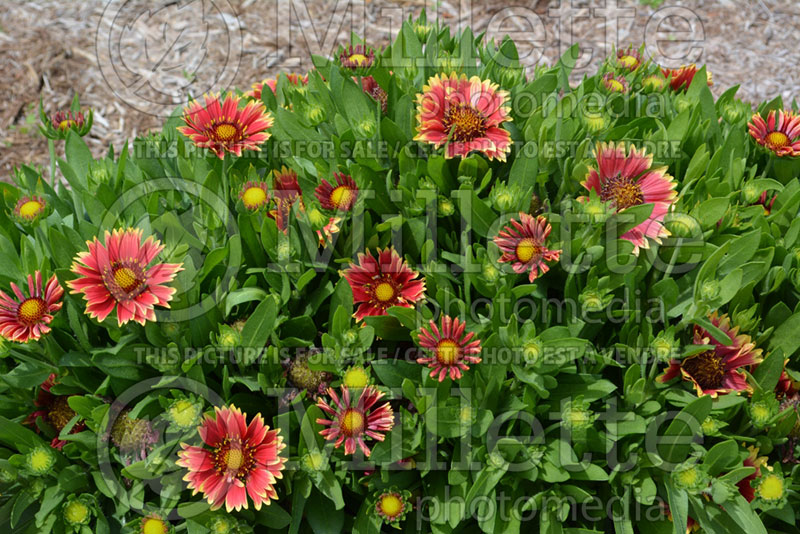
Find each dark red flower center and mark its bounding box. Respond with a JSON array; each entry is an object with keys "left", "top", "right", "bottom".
[
  {"left": 600, "top": 173, "right": 644, "bottom": 210},
  {"left": 48, "top": 396, "right": 78, "bottom": 432},
  {"left": 18, "top": 297, "right": 46, "bottom": 326},
  {"left": 212, "top": 437, "right": 256, "bottom": 480},
  {"left": 443, "top": 103, "right": 487, "bottom": 142},
  {"left": 515, "top": 238, "right": 542, "bottom": 264},
  {"left": 766, "top": 131, "right": 789, "bottom": 149},
  {"left": 340, "top": 408, "right": 365, "bottom": 437},
  {"left": 103, "top": 261, "right": 147, "bottom": 301},
  {"left": 436, "top": 339, "right": 461, "bottom": 365},
  {"left": 681, "top": 350, "right": 726, "bottom": 390}
]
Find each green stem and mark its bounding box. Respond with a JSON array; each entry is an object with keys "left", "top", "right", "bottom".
[
  {"left": 48, "top": 138, "right": 57, "bottom": 190},
  {"left": 221, "top": 156, "right": 230, "bottom": 208}
]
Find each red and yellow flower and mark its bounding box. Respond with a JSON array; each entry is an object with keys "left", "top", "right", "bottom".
[
  {"left": 13, "top": 195, "right": 47, "bottom": 222},
  {"left": 339, "top": 44, "right": 375, "bottom": 70},
  {"left": 0, "top": 271, "right": 63, "bottom": 343},
  {"left": 494, "top": 213, "right": 561, "bottom": 282},
  {"left": 582, "top": 142, "right": 678, "bottom": 254},
  {"left": 317, "top": 216, "right": 341, "bottom": 247},
  {"left": 341, "top": 248, "right": 426, "bottom": 321},
  {"left": 316, "top": 385, "right": 394, "bottom": 456},
  {"left": 374, "top": 488, "right": 412, "bottom": 525},
  {"left": 358, "top": 75, "right": 388, "bottom": 113},
  {"left": 239, "top": 181, "right": 270, "bottom": 211},
  {"left": 748, "top": 109, "right": 800, "bottom": 157},
  {"left": 176, "top": 405, "right": 286, "bottom": 512},
  {"left": 67, "top": 228, "right": 183, "bottom": 326},
  {"left": 25, "top": 374, "right": 86, "bottom": 450},
  {"left": 272, "top": 166, "right": 302, "bottom": 203},
  {"left": 661, "top": 64, "right": 713, "bottom": 92},
  {"left": 416, "top": 315, "right": 482, "bottom": 381},
  {"left": 615, "top": 46, "right": 642, "bottom": 71},
  {"left": 601, "top": 72, "right": 629, "bottom": 93},
  {"left": 140, "top": 513, "right": 170, "bottom": 534},
  {"left": 414, "top": 72, "right": 512, "bottom": 161},
  {"left": 658, "top": 313, "right": 763, "bottom": 397},
  {"left": 245, "top": 73, "right": 309, "bottom": 100},
  {"left": 178, "top": 92, "right": 273, "bottom": 159},
  {"left": 315, "top": 172, "right": 359, "bottom": 212}
]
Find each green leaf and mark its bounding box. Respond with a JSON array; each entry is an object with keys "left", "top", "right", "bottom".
[
  {"left": 702, "top": 439, "right": 739, "bottom": 476},
  {"left": 658, "top": 395, "right": 712, "bottom": 464},
  {"left": 769, "top": 311, "right": 800, "bottom": 358},
  {"left": 240, "top": 295, "right": 279, "bottom": 348}
]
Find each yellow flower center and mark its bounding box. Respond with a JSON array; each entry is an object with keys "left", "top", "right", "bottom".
[
  {"left": 349, "top": 53, "right": 369, "bottom": 65},
  {"left": 242, "top": 186, "right": 268, "bottom": 209},
  {"left": 212, "top": 438, "right": 255, "bottom": 480},
  {"left": 343, "top": 367, "right": 369, "bottom": 388},
  {"left": 443, "top": 103, "right": 487, "bottom": 142},
  {"left": 618, "top": 55, "right": 638, "bottom": 69},
  {"left": 18, "top": 298, "right": 46, "bottom": 326},
  {"left": 515, "top": 238, "right": 541, "bottom": 263},
  {"left": 758, "top": 475, "right": 785, "bottom": 501},
  {"left": 436, "top": 339, "right": 460, "bottom": 365},
  {"left": 607, "top": 79, "right": 625, "bottom": 92},
  {"left": 58, "top": 119, "right": 78, "bottom": 131},
  {"left": 600, "top": 173, "right": 644, "bottom": 210},
  {"left": 330, "top": 185, "right": 353, "bottom": 209},
  {"left": 374, "top": 282, "right": 395, "bottom": 302},
  {"left": 64, "top": 501, "right": 90, "bottom": 524},
  {"left": 215, "top": 123, "right": 238, "bottom": 141},
  {"left": 19, "top": 200, "right": 43, "bottom": 219},
  {"left": 681, "top": 350, "right": 726, "bottom": 391},
  {"left": 142, "top": 517, "right": 168, "bottom": 534},
  {"left": 751, "top": 402, "right": 771, "bottom": 422},
  {"left": 341, "top": 408, "right": 365, "bottom": 436},
  {"left": 114, "top": 267, "right": 141, "bottom": 293},
  {"left": 225, "top": 448, "right": 244, "bottom": 470},
  {"left": 379, "top": 494, "right": 404, "bottom": 518},
  {"left": 766, "top": 131, "right": 789, "bottom": 149}
]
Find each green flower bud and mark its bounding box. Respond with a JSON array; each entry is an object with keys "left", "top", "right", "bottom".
[
  {"left": 699, "top": 279, "right": 720, "bottom": 301},
  {"left": 438, "top": 197, "right": 455, "bottom": 217},
  {"left": 342, "top": 328, "right": 359, "bottom": 345},
  {"left": 749, "top": 399, "right": 777, "bottom": 428},
  {"left": 579, "top": 288, "right": 609, "bottom": 312},
  {"left": 665, "top": 212, "right": 701, "bottom": 238},
  {"left": 522, "top": 340, "right": 543, "bottom": 365},
  {"left": 700, "top": 416, "right": 724, "bottom": 436},
  {"left": 357, "top": 118, "right": 376, "bottom": 137},
  {"left": 217, "top": 324, "right": 241, "bottom": 348},
  {"left": 671, "top": 461, "right": 708, "bottom": 493},
  {"left": 167, "top": 398, "right": 203, "bottom": 431},
  {"left": 300, "top": 450, "right": 329, "bottom": 473},
  {"left": 641, "top": 74, "right": 666, "bottom": 92},
  {"left": 488, "top": 451, "right": 507, "bottom": 469},
  {"left": 26, "top": 446, "right": 56, "bottom": 476},
  {"left": 63, "top": 495, "right": 93, "bottom": 527},
  {"left": 756, "top": 472, "right": 787, "bottom": 506},
  {"left": 651, "top": 332, "right": 677, "bottom": 363},
  {"left": 482, "top": 261, "right": 501, "bottom": 284},
  {"left": 306, "top": 104, "right": 325, "bottom": 124},
  {"left": 742, "top": 182, "right": 762, "bottom": 204},
  {"left": 343, "top": 366, "right": 370, "bottom": 389},
  {"left": 562, "top": 398, "right": 596, "bottom": 431},
  {"left": 208, "top": 515, "right": 241, "bottom": 534},
  {"left": 277, "top": 241, "right": 292, "bottom": 262}
]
